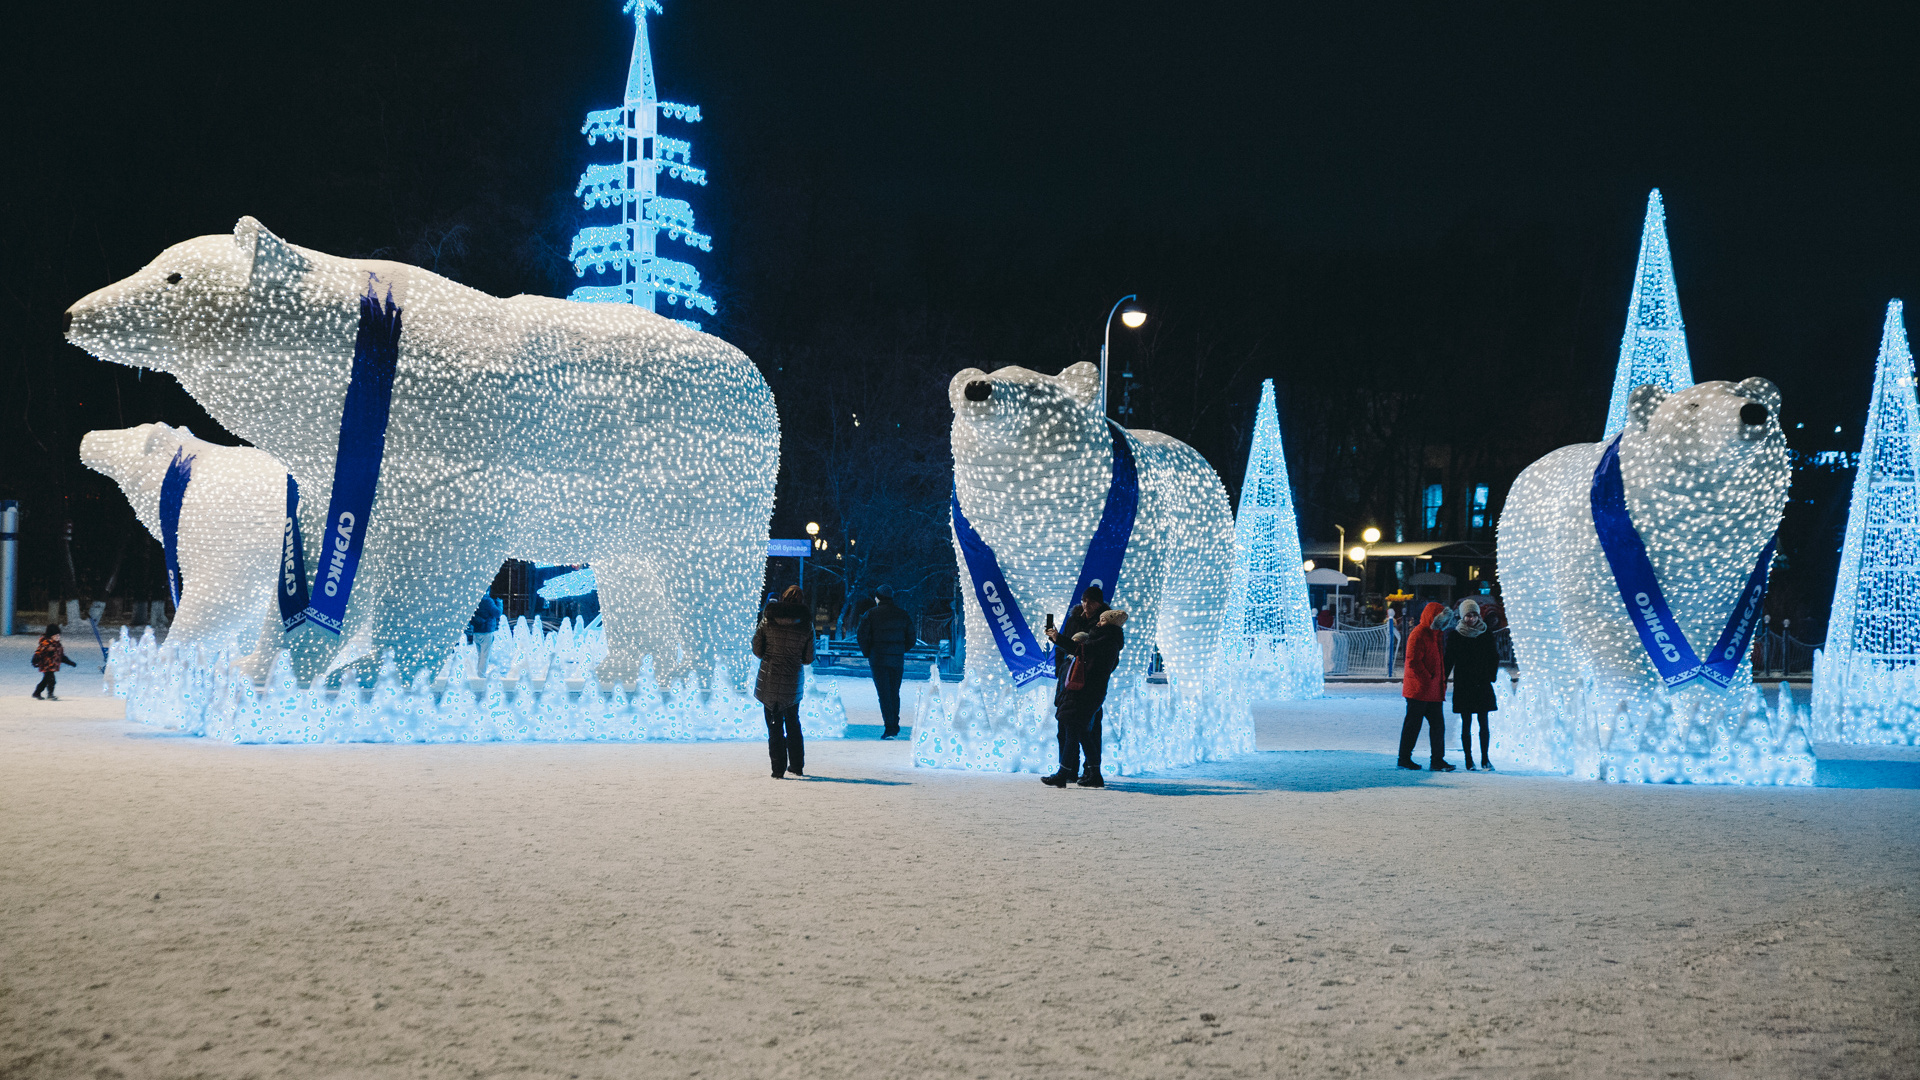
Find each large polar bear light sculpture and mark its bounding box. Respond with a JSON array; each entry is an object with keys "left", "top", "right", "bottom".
[
  {"left": 914, "top": 361, "right": 1251, "bottom": 775},
  {"left": 1498, "top": 378, "right": 1812, "bottom": 784},
  {"left": 65, "top": 217, "right": 778, "bottom": 688},
  {"left": 80, "top": 423, "right": 286, "bottom": 673}
]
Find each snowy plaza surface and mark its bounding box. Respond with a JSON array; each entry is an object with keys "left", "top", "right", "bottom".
[{"left": 2, "top": 639, "right": 1916, "bottom": 1080}]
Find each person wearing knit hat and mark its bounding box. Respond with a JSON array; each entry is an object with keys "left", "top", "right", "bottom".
[{"left": 1444, "top": 597, "right": 1500, "bottom": 770}]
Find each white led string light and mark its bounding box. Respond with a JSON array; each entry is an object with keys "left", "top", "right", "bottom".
[
  {"left": 912, "top": 362, "right": 1252, "bottom": 776},
  {"left": 64, "top": 217, "right": 829, "bottom": 743},
  {"left": 1812, "top": 300, "right": 1920, "bottom": 745},
  {"left": 1603, "top": 189, "right": 1695, "bottom": 437},
  {"left": 1218, "top": 378, "right": 1322, "bottom": 700},
  {"left": 1499, "top": 378, "right": 1808, "bottom": 783}
]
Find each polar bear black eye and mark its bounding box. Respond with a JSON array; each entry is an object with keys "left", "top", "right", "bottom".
[
  {"left": 1740, "top": 403, "right": 1769, "bottom": 426},
  {"left": 964, "top": 381, "right": 993, "bottom": 402},
  {"left": 166, "top": 273, "right": 182, "bottom": 285}
]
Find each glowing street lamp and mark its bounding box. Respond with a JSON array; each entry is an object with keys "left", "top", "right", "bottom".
[
  {"left": 1349, "top": 545, "right": 1368, "bottom": 565},
  {"left": 1100, "top": 295, "right": 1148, "bottom": 418}
]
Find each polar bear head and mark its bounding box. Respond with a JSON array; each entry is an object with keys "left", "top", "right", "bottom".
[
  {"left": 1621, "top": 377, "right": 1786, "bottom": 488},
  {"left": 948, "top": 361, "right": 1107, "bottom": 469},
  {"left": 78, "top": 422, "right": 193, "bottom": 488},
  {"left": 64, "top": 217, "right": 352, "bottom": 383}
]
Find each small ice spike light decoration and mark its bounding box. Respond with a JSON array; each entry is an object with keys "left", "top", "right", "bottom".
[
  {"left": 1219, "top": 379, "right": 1322, "bottom": 699},
  {"left": 80, "top": 423, "right": 288, "bottom": 678},
  {"left": 1497, "top": 378, "right": 1811, "bottom": 783},
  {"left": 925, "top": 362, "right": 1252, "bottom": 776},
  {"left": 64, "top": 217, "right": 778, "bottom": 692},
  {"left": 104, "top": 620, "right": 848, "bottom": 744},
  {"left": 566, "top": 0, "right": 715, "bottom": 325},
  {"left": 1604, "top": 189, "right": 1695, "bottom": 437},
  {"left": 1812, "top": 300, "right": 1920, "bottom": 745}
]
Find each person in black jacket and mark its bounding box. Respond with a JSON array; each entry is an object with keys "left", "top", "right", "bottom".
[
  {"left": 856, "top": 584, "right": 916, "bottom": 739},
  {"left": 1443, "top": 598, "right": 1500, "bottom": 770},
  {"left": 753, "top": 587, "right": 816, "bottom": 778},
  {"left": 1043, "top": 586, "right": 1107, "bottom": 783},
  {"left": 1043, "top": 608, "right": 1127, "bottom": 788}
]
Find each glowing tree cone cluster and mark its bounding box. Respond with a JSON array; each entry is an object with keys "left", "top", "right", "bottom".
[
  {"left": 1813, "top": 300, "right": 1920, "bottom": 745},
  {"left": 567, "top": 0, "right": 716, "bottom": 325},
  {"left": 1219, "top": 379, "right": 1322, "bottom": 699},
  {"left": 1604, "top": 189, "right": 1695, "bottom": 437}
]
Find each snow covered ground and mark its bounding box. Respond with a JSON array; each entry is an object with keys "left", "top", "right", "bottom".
[{"left": 2, "top": 635, "right": 1915, "bottom": 1078}]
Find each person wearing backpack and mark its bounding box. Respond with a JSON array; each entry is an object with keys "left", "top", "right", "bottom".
[
  {"left": 1043, "top": 608, "right": 1128, "bottom": 788},
  {"left": 31, "top": 625, "right": 77, "bottom": 701}
]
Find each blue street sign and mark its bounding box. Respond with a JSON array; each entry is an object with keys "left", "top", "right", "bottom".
[{"left": 767, "top": 539, "right": 811, "bottom": 558}]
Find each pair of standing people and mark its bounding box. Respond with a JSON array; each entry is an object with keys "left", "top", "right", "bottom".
[
  {"left": 1042, "top": 585, "right": 1127, "bottom": 789},
  {"left": 1397, "top": 598, "right": 1499, "bottom": 771}
]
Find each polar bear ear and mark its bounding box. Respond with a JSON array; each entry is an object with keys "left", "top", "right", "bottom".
[
  {"left": 1627, "top": 384, "right": 1668, "bottom": 432},
  {"left": 234, "top": 216, "right": 310, "bottom": 292},
  {"left": 1058, "top": 362, "right": 1101, "bottom": 411},
  {"left": 1735, "top": 377, "right": 1781, "bottom": 413},
  {"left": 143, "top": 423, "right": 177, "bottom": 456}
]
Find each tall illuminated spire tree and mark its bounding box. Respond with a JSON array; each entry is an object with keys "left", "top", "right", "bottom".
[
  {"left": 1813, "top": 300, "right": 1920, "bottom": 744},
  {"left": 1220, "top": 379, "right": 1322, "bottom": 699},
  {"left": 1603, "top": 189, "right": 1694, "bottom": 436},
  {"left": 567, "top": 0, "right": 716, "bottom": 327}
]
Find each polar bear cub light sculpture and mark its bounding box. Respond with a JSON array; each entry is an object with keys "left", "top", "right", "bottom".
[
  {"left": 64, "top": 217, "right": 778, "bottom": 687},
  {"left": 917, "top": 361, "right": 1250, "bottom": 775},
  {"left": 1497, "top": 378, "right": 1811, "bottom": 783},
  {"left": 80, "top": 423, "right": 285, "bottom": 668}
]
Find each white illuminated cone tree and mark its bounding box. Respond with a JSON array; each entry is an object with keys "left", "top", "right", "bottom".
[
  {"left": 1813, "top": 299, "right": 1920, "bottom": 744},
  {"left": 567, "top": 0, "right": 716, "bottom": 326},
  {"left": 1220, "top": 379, "right": 1322, "bottom": 698},
  {"left": 1603, "top": 189, "right": 1695, "bottom": 437}
]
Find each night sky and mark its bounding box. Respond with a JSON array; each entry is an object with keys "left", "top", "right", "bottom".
[{"left": 2, "top": 0, "right": 1915, "bottom": 617}]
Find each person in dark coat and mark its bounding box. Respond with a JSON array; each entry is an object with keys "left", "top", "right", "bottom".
[
  {"left": 856, "top": 584, "right": 916, "bottom": 739},
  {"left": 1044, "top": 585, "right": 1108, "bottom": 783},
  {"left": 1043, "top": 608, "right": 1127, "bottom": 788},
  {"left": 1444, "top": 597, "right": 1500, "bottom": 770},
  {"left": 31, "top": 625, "right": 77, "bottom": 701},
  {"left": 752, "top": 586, "right": 815, "bottom": 778},
  {"left": 1397, "top": 602, "right": 1456, "bottom": 771}
]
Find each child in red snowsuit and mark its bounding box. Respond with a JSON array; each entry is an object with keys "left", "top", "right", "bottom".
[{"left": 31, "top": 626, "right": 76, "bottom": 701}]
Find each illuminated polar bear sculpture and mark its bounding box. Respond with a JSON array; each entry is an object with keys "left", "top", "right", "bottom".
[
  {"left": 1497, "top": 378, "right": 1811, "bottom": 783},
  {"left": 65, "top": 217, "right": 777, "bottom": 687},
  {"left": 914, "top": 361, "right": 1251, "bottom": 775},
  {"left": 80, "top": 422, "right": 285, "bottom": 673}
]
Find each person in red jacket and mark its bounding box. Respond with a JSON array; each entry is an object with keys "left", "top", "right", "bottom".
[{"left": 1397, "top": 602, "right": 1456, "bottom": 771}]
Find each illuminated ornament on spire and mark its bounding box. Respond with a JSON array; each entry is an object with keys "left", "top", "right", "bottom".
[
  {"left": 1220, "top": 380, "right": 1322, "bottom": 699},
  {"left": 1813, "top": 300, "right": 1920, "bottom": 745},
  {"left": 1603, "top": 189, "right": 1694, "bottom": 437},
  {"left": 567, "top": 0, "right": 716, "bottom": 327}
]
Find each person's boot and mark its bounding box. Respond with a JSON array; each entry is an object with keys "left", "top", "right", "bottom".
[
  {"left": 1463, "top": 750, "right": 1476, "bottom": 771},
  {"left": 1077, "top": 771, "right": 1105, "bottom": 788},
  {"left": 1430, "top": 759, "right": 1456, "bottom": 772},
  {"left": 1042, "top": 770, "right": 1072, "bottom": 788},
  {"left": 1396, "top": 759, "right": 1422, "bottom": 770}
]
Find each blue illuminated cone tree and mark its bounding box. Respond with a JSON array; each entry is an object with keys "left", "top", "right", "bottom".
[
  {"left": 1813, "top": 300, "right": 1920, "bottom": 744},
  {"left": 1220, "top": 379, "right": 1322, "bottom": 698},
  {"left": 567, "top": 0, "right": 716, "bottom": 326},
  {"left": 1603, "top": 189, "right": 1694, "bottom": 437}
]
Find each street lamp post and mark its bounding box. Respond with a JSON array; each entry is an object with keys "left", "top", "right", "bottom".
[
  {"left": 1100, "top": 295, "right": 1147, "bottom": 419},
  {"left": 1334, "top": 524, "right": 1346, "bottom": 622}
]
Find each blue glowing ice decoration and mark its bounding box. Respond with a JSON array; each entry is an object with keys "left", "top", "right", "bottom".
[
  {"left": 537, "top": 566, "right": 598, "bottom": 601},
  {"left": 1220, "top": 379, "right": 1322, "bottom": 699},
  {"left": 106, "top": 621, "right": 850, "bottom": 744},
  {"left": 1604, "top": 189, "right": 1694, "bottom": 437},
  {"left": 1813, "top": 300, "right": 1920, "bottom": 745},
  {"left": 565, "top": 0, "right": 717, "bottom": 318}
]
